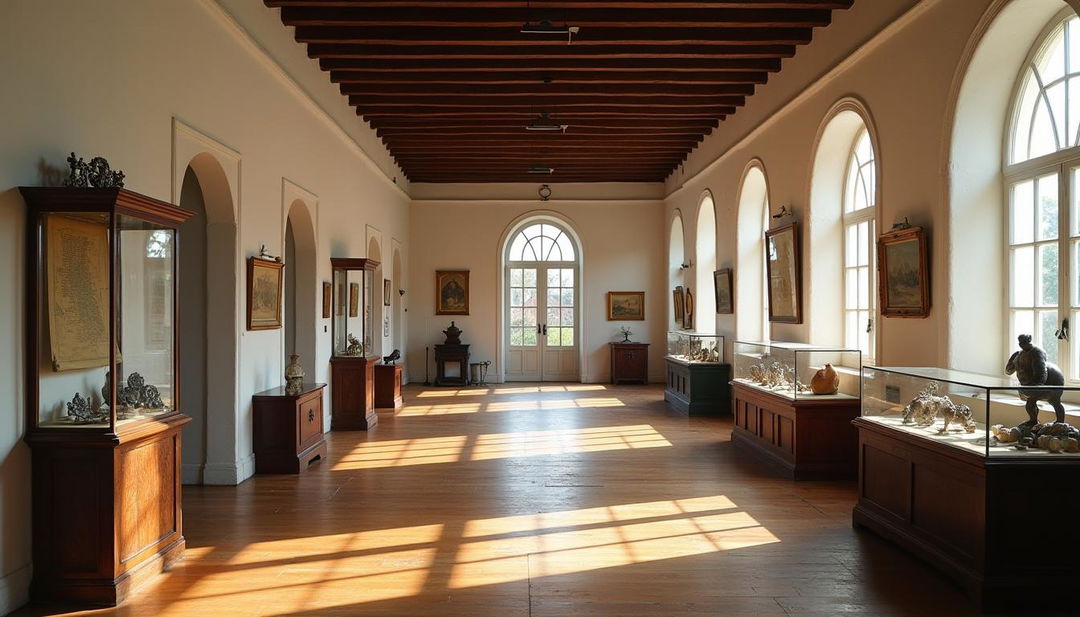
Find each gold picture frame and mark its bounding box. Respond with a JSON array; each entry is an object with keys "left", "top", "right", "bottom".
[
  {"left": 683, "top": 287, "right": 695, "bottom": 329},
  {"left": 436, "top": 270, "right": 470, "bottom": 315},
  {"left": 322, "top": 281, "right": 332, "bottom": 319},
  {"left": 606, "top": 291, "right": 645, "bottom": 321},
  {"left": 673, "top": 286, "right": 685, "bottom": 326},
  {"left": 765, "top": 222, "right": 802, "bottom": 324},
  {"left": 878, "top": 225, "right": 930, "bottom": 318},
  {"left": 714, "top": 268, "right": 734, "bottom": 314},
  {"left": 247, "top": 257, "right": 284, "bottom": 330},
  {"left": 349, "top": 282, "right": 360, "bottom": 318}
]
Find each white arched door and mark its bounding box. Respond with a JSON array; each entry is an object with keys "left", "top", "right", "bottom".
[{"left": 505, "top": 222, "right": 580, "bottom": 381}]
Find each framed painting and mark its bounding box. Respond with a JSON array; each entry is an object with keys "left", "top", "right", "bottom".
[
  {"left": 673, "top": 286, "right": 685, "bottom": 326},
  {"left": 247, "top": 257, "right": 284, "bottom": 330},
  {"left": 322, "top": 281, "right": 332, "bottom": 319},
  {"left": 683, "top": 287, "right": 695, "bottom": 329},
  {"left": 878, "top": 225, "right": 930, "bottom": 318},
  {"left": 436, "top": 270, "right": 470, "bottom": 315},
  {"left": 714, "top": 268, "right": 734, "bottom": 314},
  {"left": 765, "top": 222, "right": 803, "bottom": 323},
  {"left": 607, "top": 291, "right": 645, "bottom": 320},
  {"left": 383, "top": 278, "right": 392, "bottom": 306},
  {"left": 349, "top": 283, "right": 360, "bottom": 317}
]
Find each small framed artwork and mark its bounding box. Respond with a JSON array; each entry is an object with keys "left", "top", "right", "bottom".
[
  {"left": 322, "top": 282, "right": 332, "bottom": 319},
  {"left": 383, "top": 278, "right": 392, "bottom": 306},
  {"left": 383, "top": 314, "right": 390, "bottom": 337},
  {"left": 436, "top": 270, "right": 470, "bottom": 315},
  {"left": 878, "top": 225, "right": 930, "bottom": 318},
  {"left": 607, "top": 291, "right": 645, "bottom": 320},
  {"left": 714, "top": 268, "right": 734, "bottom": 314},
  {"left": 349, "top": 282, "right": 360, "bottom": 317},
  {"left": 683, "top": 287, "right": 695, "bottom": 329},
  {"left": 247, "top": 257, "right": 284, "bottom": 330},
  {"left": 673, "top": 286, "right": 685, "bottom": 325},
  {"left": 765, "top": 222, "right": 803, "bottom": 323}
]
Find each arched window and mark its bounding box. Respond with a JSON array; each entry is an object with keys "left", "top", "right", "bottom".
[
  {"left": 669, "top": 212, "right": 686, "bottom": 331},
  {"left": 1006, "top": 12, "right": 1080, "bottom": 375},
  {"left": 843, "top": 128, "right": 877, "bottom": 358},
  {"left": 736, "top": 164, "right": 771, "bottom": 343},
  {"left": 507, "top": 223, "right": 576, "bottom": 263},
  {"left": 696, "top": 192, "right": 717, "bottom": 333}
]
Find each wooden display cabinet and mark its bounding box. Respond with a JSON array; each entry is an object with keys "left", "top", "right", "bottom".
[
  {"left": 330, "top": 257, "right": 379, "bottom": 430},
  {"left": 253, "top": 383, "right": 327, "bottom": 474},
  {"left": 664, "top": 332, "right": 728, "bottom": 414},
  {"left": 374, "top": 363, "right": 403, "bottom": 409},
  {"left": 19, "top": 187, "right": 193, "bottom": 606},
  {"left": 610, "top": 342, "right": 649, "bottom": 384}
]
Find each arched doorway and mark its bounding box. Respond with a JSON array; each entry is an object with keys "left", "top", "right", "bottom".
[
  {"left": 503, "top": 218, "right": 582, "bottom": 381},
  {"left": 285, "top": 199, "right": 317, "bottom": 378},
  {"left": 178, "top": 152, "right": 238, "bottom": 485}
]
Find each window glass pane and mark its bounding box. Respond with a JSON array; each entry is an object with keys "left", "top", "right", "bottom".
[
  {"left": 562, "top": 288, "right": 574, "bottom": 307},
  {"left": 858, "top": 267, "right": 870, "bottom": 310},
  {"left": 561, "top": 308, "right": 574, "bottom": 326},
  {"left": 1038, "top": 310, "right": 1060, "bottom": 365},
  {"left": 547, "top": 288, "right": 560, "bottom": 307},
  {"left": 1047, "top": 81, "right": 1068, "bottom": 146},
  {"left": 555, "top": 234, "right": 575, "bottom": 261},
  {"left": 1013, "top": 310, "right": 1035, "bottom": 344},
  {"left": 846, "top": 268, "right": 858, "bottom": 310},
  {"left": 1038, "top": 173, "right": 1060, "bottom": 240},
  {"left": 523, "top": 224, "right": 542, "bottom": 240},
  {"left": 1070, "top": 18, "right": 1080, "bottom": 74},
  {"left": 547, "top": 307, "right": 561, "bottom": 326},
  {"left": 523, "top": 307, "right": 537, "bottom": 326},
  {"left": 524, "top": 287, "right": 536, "bottom": 307},
  {"left": 858, "top": 310, "right": 870, "bottom": 354},
  {"left": 1074, "top": 240, "right": 1080, "bottom": 306},
  {"left": 511, "top": 328, "right": 523, "bottom": 346},
  {"left": 547, "top": 269, "right": 560, "bottom": 287},
  {"left": 523, "top": 269, "right": 536, "bottom": 287},
  {"left": 1032, "top": 97, "right": 1059, "bottom": 158},
  {"left": 561, "top": 269, "right": 574, "bottom": 287},
  {"left": 509, "top": 236, "right": 528, "bottom": 262},
  {"left": 857, "top": 222, "right": 869, "bottom": 266},
  {"left": 547, "top": 327, "right": 561, "bottom": 346},
  {"left": 1012, "top": 246, "right": 1036, "bottom": 306},
  {"left": 511, "top": 269, "right": 524, "bottom": 286},
  {"left": 1069, "top": 77, "right": 1080, "bottom": 146},
  {"left": 510, "top": 308, "right": 523, "bottom": 326},
  {"left": 511, "top": 287, "right": 523, "bottom": 307},
  {"left": 846, "top": 311, "right": 858, "bottom": 351},
  {"left": 1039, "top": 243, "right": 1060, "bottom": 306},
  {"left": 1013, "top": 77, "right": 1040, "bottom": 162},
  {"left": 523, "top": 329, "right": 538, "bottom": 346},
  {"left": 1012, "top": 180, "right": 1035, "bottom": 244},
  {"left": 561, "top": 328, "right": 574, "bottom": 347},
  {"left": 1042, "top": 33, "right": 1067, "bottom": 84},
  {"left": 845, "top": 224, "right": 858, "bottom": 267}
]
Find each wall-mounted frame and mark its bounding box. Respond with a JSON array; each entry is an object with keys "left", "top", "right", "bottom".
[
  {"left": 349, "top": 282, "right": 360, "bottom": 317},
  {"left": 606, "top": 291, "right": 645, "bottom": 321},
  {"left": 247, "top": 256, "right": 284, "bottom": 330},
  {"left": 383, "top": 278, "right": 392, "bottom": 306},
  {"left": 673, "top": 286, "right": 685, "bottom": 326},
  {"left": 714, "top": 268, "right": 734, "bottom": 314},
  {"left": 765, "top": 222, "right": 803, "bottom": 323},
  {"left": 878, "top": 225, "right": 930, "bottom": 318},
  {"left": 683, "top": 287, "right": 695, "bottom": 329},
  {"left": 436, "top": 270, "right": 470, "bottom": 315},
  {"left": 322, "top": 281, "right": 332, "bottom": 319}
]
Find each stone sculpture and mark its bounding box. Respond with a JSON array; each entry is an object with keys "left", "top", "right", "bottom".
[
  {"left": 1005, "top": 334, "right": 1066, "bottom": 424},
  {"left": 902, "top": 382, "right": 976, "bottom": 433}
]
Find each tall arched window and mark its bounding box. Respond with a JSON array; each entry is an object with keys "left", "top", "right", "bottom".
[
  {"left": 1006, "top": 11, "right": 1080, "bottom": 375},
  {"left": 736, "top": 164, "right": 771, "bottom": 343},
  {"left": 696, "top": 192, "right": 717, "bottom": 333},
  {"left": 504, "top": 220, "right": 581, "bottom": 382},
  {"left": 843, "top": 128, "right": 877, "bottom": 358},
  {"left": 669, "top": 211, "right": 686, "bottom": 331}
]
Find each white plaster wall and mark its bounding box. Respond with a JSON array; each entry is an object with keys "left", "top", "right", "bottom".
[
  {"left": 408, "top": 198, "right": 667, "bottom": 384},
  {"left": 0, "top": 1, "right": 409, "bottom": 612}
]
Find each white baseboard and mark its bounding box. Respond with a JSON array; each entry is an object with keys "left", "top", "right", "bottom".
[
  {"left": 0, "top": 563, "right": 31, "bottom": 616},
  {"left": 202, "top": 453, "right": 255, "bottom": 485},
  {"left": 181, "top": 463, "right": 204, "bottom": 485}
]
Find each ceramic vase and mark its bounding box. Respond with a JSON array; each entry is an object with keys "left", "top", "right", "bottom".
[{"left": 810, "top": 363, "right": 839, "bottom": 395}]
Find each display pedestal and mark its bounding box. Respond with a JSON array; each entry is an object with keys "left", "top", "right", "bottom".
[
  {"left": 374, "top": 364, "right": 404, "bottom": 409},
  {"left": 434, "top": 344, "right": 470, "bottom": 387},
  {"left": 853, "top": 417, "right": 1080, "bottom": 609},
  {"left": 253, "top": 383, "right": 327, "bottom": 474},
  {"left": 665, "top": 358, "right": 731, "bottom": 415},
  {"left": 330, "top": 355, "right": 378, "bottom": 430},
  {"left": 610, "top": 342, "right": 649, "bottom": 384},
  {"left": 730, "top": 381, "right": 859, "bottom": 479},
  {"left": 27, "top": 414, "right": 190, "bottom": 605}
]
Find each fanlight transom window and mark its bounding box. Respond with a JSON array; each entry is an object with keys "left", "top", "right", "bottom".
[
  {"left": 507, "top": 223, "right": 576, "bottom": 262},
  {"left": 1011, "top": 16, "right": 1080, "bottom": 164}
]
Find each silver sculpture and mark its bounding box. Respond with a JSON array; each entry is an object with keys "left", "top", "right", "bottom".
[{"left": 901, "top": 382, "right": 976, "bottom": 434}]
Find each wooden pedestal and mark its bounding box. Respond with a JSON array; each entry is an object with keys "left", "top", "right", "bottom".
[
  {"left": 610, "top": 343, "right": 649, "bottom": 384},
  {"left": 27, "top": 414, "right": 190, "bottom": 606},
  {"left": 853, "top": 418, "right": 1080, "bottom": 609},
  {"left": 330, "top": 355, "right": 378, "bottom": 430},
  {"left": 730, "top": 381, "right": 860, "bottom": 479},
  {"left": 664, "top": 358, "right": 731, "bottom": 415},
  {"left": 253, "top": 383, "right": 327, "bottom": 474},
  {"left": 434, "top": 344, "right": 470, "bottom": 387},
  {"left": 374, "top": 363, "right": 404, "bottom": 409}
]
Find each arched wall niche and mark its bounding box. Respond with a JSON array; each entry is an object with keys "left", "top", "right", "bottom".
[
  {"left": 807, "top": 97, "right": 881, "bottom": 352},
  {"left": 367, "top": 234, "right": 384, "bottom": 357},
  {"left": 735, "top": 160, "right": 771, "bottom": 345},
  {"left": 695, "top": 190, "right": 718, "bottom": 333},
  {"left": 946, "top": 0, "right": 1072, "bottom": 373},
  {"left": 285, "top": 197, "right": 318, "bottom": 379},
  {"left": 668, "top": 209, "right": 686, "bottom": 330},
  {"left": 495, "top": 210, "right": 586, "bottom": 383}
]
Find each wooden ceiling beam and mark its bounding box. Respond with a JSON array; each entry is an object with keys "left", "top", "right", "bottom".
[
  {"left": 340, "top": 83, "right": 756, "bottom": 96},
  {"left": 308, "top": 43, "right": 796, "bottom": 58},
  {"left": 268, "top": 1, "right": 852, "bottom": 9},
  {"left": 369, "top": 118, "right": 720, "bottom": 128},
  {"left": 330, "top": 70, "right": 768, "bottom": 84},
  {"left": 294, "top": 26, "right": 812, "bottom": 45},
  {"left": 351, "top": 95, "right": 744, "bottom": 106},
  {"left": 383, "top": 134, "right": 703, "bottom": 143},
  {"left": 361, "top": 110, "right": 732, "bottom": 118},
  {"left": 376, "top": 128, "right": 712, "bottom": 137},
  {"left": 319, "top": 57, "right": 782, "bottom": 71}
]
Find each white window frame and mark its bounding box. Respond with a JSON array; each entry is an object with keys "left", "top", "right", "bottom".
[{"left": 842, "top": 128, "right": 877, "bottom": 364}]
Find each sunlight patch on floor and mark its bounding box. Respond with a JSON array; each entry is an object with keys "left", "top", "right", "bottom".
[
  {"left": 414, "top": 384, "right": 608, "bottom": 399},
  {"left": 469, "top": 424, "right": 669, "bottom": 461},
  {"left": 331, "top": 436, "right": 470, "bottom": 470}
]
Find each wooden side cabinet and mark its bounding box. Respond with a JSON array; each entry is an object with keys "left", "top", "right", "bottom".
[
  {"left": 610, "top": 342, "right": 649, "bottom": 384},
  {"left": 330, "top": 355, "right": 378, "bottom": 430},
  {"left": 253, "top": 383, "right": 328, "bottom": 474},
  {"left": 375, "top": 363, "right": 404, "bottom": 409}
]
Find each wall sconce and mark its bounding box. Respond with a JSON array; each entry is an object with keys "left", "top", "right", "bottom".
[
  {"left": 679, "top": 260, "right": 693, "bottom": 270},
  {"left": 399, "top": 289, "right": 406, "bottom": 296}
]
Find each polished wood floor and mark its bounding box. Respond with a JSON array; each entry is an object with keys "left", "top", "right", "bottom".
[{"left": 14, "top": 383, "right": 1068, "bottom": 616}]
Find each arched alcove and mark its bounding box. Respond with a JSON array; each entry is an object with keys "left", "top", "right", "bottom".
[
  {"left": 735, "top": 162, "right": 771, "bottom": 343},
  {"left": 696, "top": 192, "right": 718, "bottom": 333},
  {"left": 392, "top": 247, "right": 404, "bottom": 358},
  {"left": 808, "top": 99, "right": 881, "bottom": 355},
  {"left": 947, "top": 0, "right": 1071, "bottom": 373},
  {"left": 668, "top": 211, "right": 686, "bottom": 330},
  {"left": 178, "top": 152, "right": 239, "bottom": 485},
  {"left": 285, "top": 199, "right": 318, "bottom": 378},
  {"left": 367, "top": 236, "right": 383, "bottom": 357}
]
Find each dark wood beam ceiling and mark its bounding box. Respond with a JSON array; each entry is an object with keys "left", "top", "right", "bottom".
[{"left": 266, "top": 0, "right": 853, "bottom": 183}]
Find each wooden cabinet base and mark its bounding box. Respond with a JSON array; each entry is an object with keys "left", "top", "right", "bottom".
[
  {"left": 27, "top": 414, "right": 190, "bottom": 606},
  {"left": 664, "top": 359, "right": 731, "bottom": 415},
  {"left": 330, "top": 356, "right": 378, "bottom": 430},
  {"left": 374, "top": 363, "right": 404, "bottom": 409},
  {"left": 610, "top": 343, "right": 649, "bottom": 384},
  {"left": 853, "top": 418, "right": 1080, "bottom": 610},
  {"left": 253, "top": 383, "right": 328, "bottom": 474},
  {"left": 731, "top": 382, "right": 859, "bottom": 479}
]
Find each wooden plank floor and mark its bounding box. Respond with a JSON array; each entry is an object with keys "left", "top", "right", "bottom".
[{"left": 13, "top": 383, "right": 1069, "bottom": 616}]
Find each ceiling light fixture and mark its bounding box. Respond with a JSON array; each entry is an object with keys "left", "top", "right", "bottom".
[
  {"left": 528, "top": 165, "right": 556, "bottom": 175},
  {"left": 525, "top": 113, "right": 568, "bottom": 132}
]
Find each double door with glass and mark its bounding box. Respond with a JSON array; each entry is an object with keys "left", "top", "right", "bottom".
[{"left": 506, "top": 265, "right": 578, "bottom": 381}]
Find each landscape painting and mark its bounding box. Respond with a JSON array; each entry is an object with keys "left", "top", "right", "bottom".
[
  {"left": 878, "top": 226, "right": 930, "bottom": 317},
  {"left": 607, "top": 291, "right": 645, "bottom": 320},
  {"left": 247, "top": 257, "right": 284, "bottom": 330}
]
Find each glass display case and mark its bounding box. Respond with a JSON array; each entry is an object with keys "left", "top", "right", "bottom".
[
  {"left": 861, "top": 366, "right": 1080, "bottom": 458},
  {"left": 666, "top": 332, "right": 724, "bottom": 364},
  {"left": 20, "top": 186, "right": 193, "bottom": 605},
  {"left": 732, "top": 341, "right": 861, "bottom": 401},
  {"left": 331, "top": 257, "right": 377, "bottom": 357}
]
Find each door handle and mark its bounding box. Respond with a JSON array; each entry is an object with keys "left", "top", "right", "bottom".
[{"left": 542, "top": 324, "right": 548, "bottom": 335}]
